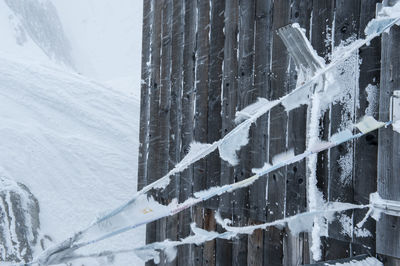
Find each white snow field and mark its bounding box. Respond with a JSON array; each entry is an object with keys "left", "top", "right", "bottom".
[{"left": 0, "top": 0, "right": 144, "bottom": 265}]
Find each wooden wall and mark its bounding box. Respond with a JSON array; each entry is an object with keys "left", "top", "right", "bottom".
[{"left": 138, "top": 0, "right": 400, "bottom": 265}]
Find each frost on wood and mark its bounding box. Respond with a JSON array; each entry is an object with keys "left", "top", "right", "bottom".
[
  {"left": 365, "top": 84, "right": 378, "bottom": 116},
  {"left": 0, "top": 173, "right": 40, "bottom": 263}
]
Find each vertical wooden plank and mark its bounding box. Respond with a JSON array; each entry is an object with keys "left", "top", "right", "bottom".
[
  {"left": 326, "top": 1, "right": 360, "bottom": 257},
  {"left": 205, "top": 0, "right": 225, "bottom": 212},
  {"left": 263, "top": 227, "right": 284, "bottom": 266},
  {"left": 377, "top": 20, "right": 400, "bottom": 259},
  {"left": 284, "top": 1, "right": 312, "bottom": 265},
  {"left": 285, "top": 0, "right": 312, "bottom": 218},
  {"left": 169, "top": 0, "right": 184, "bottom": 201},
  {"left": 248, "top": 0, "right": 273, "bottom": 223},
  {"left": 234, "top": 0, "right": 255, "bottom": 217},
  {"left": 145, "top": 0, "right": 163, "bottom": 265},
  {"left": 193, "top": 0, "right": 210, "bottom": 194},
  {"left": 137, "top": 0, "right": 151, "bottom": 191},
  {"left": 204, "top": 1, "right": 225, "bottom": 265},
  {"left": 216, "top": 0, "right": 238, "bottom": 265},
  {"left": 248, "top": 226, "right": 264, "bottom": 266},
  {"left": 178, "top": 0, "right": 197, "bottom": 265},
  {"left": 352, "top": 0, "right": 380, "bottom": 256},
  {"left": 310, "top": 0, "right": 334, "bottom": 262},
  {"left": 263, "top": 1, "right": 290, "bottom": 265},
  {"left": 311, "top": 0, "right": 334, "bottom": 201},
  {"left": 165, "top": 5, "right": 184, "bottom": 261},
  {"left": 203, "top": 209, "right": 216, "bottom": 266},
  {"left": 157, "top": 1, "right": 173, "bottom": 264},
  {"left": 248, "top": 0, "right": 273, "bottom": 264},
  {"left": 205, "top": 0, "right": 225, "bottom": 211},
  {"left": 219, "top": 0, "right": 238, "bottom": 215},
  {"left": 168, "top": 1, "right": 185, "bottom": 251},
  {"left": 159, "top": 0, "right": 172, "bottom": 195},
  {"left": 231, "top": 1, "right": 256, "bottom": 265},
  {"left": 193, "top": 0, "right": 210, "bottom": 264},
  {"left": 166, "top": 0, "right": 184, "bottom": 264}
]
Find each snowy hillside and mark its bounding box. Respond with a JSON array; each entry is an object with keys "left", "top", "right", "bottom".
[{"left": 0, "top": 0, "right": 144, "bottom": 265}]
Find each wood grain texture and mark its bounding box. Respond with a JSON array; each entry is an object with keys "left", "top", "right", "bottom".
[
  {"left": 145, "top": 0, "right": 163, "bottom": 265},
  {"left": 327, "top": 0, "right": 360, "bottom": 247},
  {"left": 137, "top": 0, "right": 151, "bottom": 191},
  {"left": 264, "top": 1, "right": 290, "bottom": 265},
  {"left": 352, "top": 0, "right": 380, "bottom": 255},
  {"left": 216, "top": 1, "right": 238, "bottom": 263},
  {"left": 204, "top": 0, "right": 224, "bottom": 211},
  {"left": 178, "top": 0, "right": 197, "bottom": 264},
  {"left": 377, "top": 22, "right": 400, "bottom": 259}
]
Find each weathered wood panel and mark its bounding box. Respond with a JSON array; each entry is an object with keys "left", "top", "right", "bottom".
[
  {"left": 137, "top": 0, "right": 152, "bottom": 192},
  {"left": 203, "top": 1, "right": 225, "bottom": 264},
  {"left": 231, "top": 1, "right": 256, "bottom": 264},
  {"left": 178, "top": 0, "right": 197, "bottom": 265},
  {"left": 377, "top": 22, "right": 400, "bottom": 260},
  {"left": 284, "top": 1, "right": 312, "bottom": 265},
  {"left": 353, "top": 0, "right": 380, "bottom": 255},
  {"left": 145, "top": 1, "right": 163, "bottom": 265},
  {"left": 247, "top": 0, "right": 273, "bottom": 264},
  {"left": 311, "top": 0, "right": 334, "bottom": 208},
  {"left": 327, "top": 0, "right": 360, "bottom": 250},
  {"left": 264, "top": 0, "right": 290, "bottom": 265},
  {"left": 310, "top": 0, "right": 334, "bottom": 262},
  {"left": 193, "top": 0, "right": 210, "bottom": 263},
  {"left": 205, "top": 0, "right": 224, "bottom": 211},
  {"left": 215, "top": 1, "right": 238, "bottom": 265},
  {"left": 137, "top": 0, "right": 400, "bottom": 264},
  {"left": 219, "top": 0, "right": 238, "bottom": 215}
]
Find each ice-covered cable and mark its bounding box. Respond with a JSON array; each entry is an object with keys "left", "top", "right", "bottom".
[{"left": 30, "top": 11, "right": 400, "bottom": 265}]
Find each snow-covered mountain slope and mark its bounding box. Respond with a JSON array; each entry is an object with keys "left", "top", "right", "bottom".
[
  {"left": 52, "top": 0, "right": 143, "bottom": 85},
  {"left": 0, "top": 0, "right": 72, "bottom": 67},
  {"left": 0, "top": 52, "right": 144, "bottom": 265},
  {"left": 0, "top": 0, "right": 144, "bottom": 264}
]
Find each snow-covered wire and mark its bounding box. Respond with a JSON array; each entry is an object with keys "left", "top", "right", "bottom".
[{"left": 29, "top": 11, "right": 400, "bottom": 265}]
